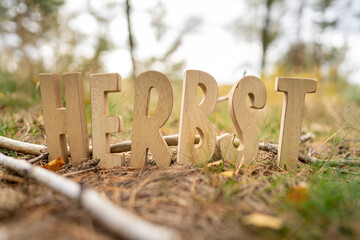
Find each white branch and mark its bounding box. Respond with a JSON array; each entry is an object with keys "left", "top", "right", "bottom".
[
  {"left": 0, "top": 136, "right": 46, "bottom": 155},
  {"left": 0, "top": 153, "right": 180, "bottom": 240},
  {"left": 4, "top": 134, "right": 357, "bottom": 166},
  {"left": 217, "top": 95, "right": 229, "bottom": 103}
]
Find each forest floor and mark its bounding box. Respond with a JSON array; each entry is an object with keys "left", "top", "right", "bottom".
[
  {"left": 2, "top": 80, "right": 360, "bottom": 239},
  {"left": 1, "top": 146, "right": 331, "bottom": 240}
]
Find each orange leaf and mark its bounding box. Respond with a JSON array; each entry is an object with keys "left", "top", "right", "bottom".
[{"left": 40, "top": 156, "right": 65, "bottom": 172}]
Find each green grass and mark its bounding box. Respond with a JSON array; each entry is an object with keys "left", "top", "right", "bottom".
[
  {"left": 0, "top": 113, "right": 18, "bottom": 137},
  {"left": 0, "top": 72, "right": 40, "bottom": 109},
  {"left": 200, "top": 162, "right": 360, "bottom": 239},
  {"left": 280, "top": 167, "right": 360, "bottom": 239}
]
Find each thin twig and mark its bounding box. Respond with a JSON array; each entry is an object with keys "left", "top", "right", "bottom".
[
  {"left": 62, "top": 167, "right": 98, "bottom": 177},
  {"left": 217, "top": 95, "right": 229, "bottom": 103},
  {"left": 28, "top": 152, "right": 49, "bottom": 164}
]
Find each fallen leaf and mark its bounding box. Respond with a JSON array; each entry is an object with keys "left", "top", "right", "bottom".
[
  {"left": 32, "top": 75, "right": 39, "bottom": 84},
  {"left": 207, "top": 160, "right": 223, "bottom": 167},
  {"left": 243, "top": 213, "right": 283, "bottom": 230},
  {"left": 220, "top": 170, "right": 234, "bottom": 178},
  {"left": 286, "top": 182, "right": 309, "bottom": 203},
  {"left": 40, "top": 156, "right": 65, "bottom": 172},
  {"left": 84, "top": 96, "right": 90, "bottom": 104}
]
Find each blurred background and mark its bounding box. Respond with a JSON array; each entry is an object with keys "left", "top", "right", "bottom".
[
  {"left": 1, "top": 0, "right": 360, "bottom": 89},
  {"left": 0, "top": 0, "right": 360, "bottom": 143}
]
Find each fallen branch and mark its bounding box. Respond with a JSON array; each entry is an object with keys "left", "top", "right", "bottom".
[
  {"left": 28, "top": 152, "right": 49, "bottom": 164},
  {"left": 0, "top": 153, "right": 180, "bottom": 240},
  {"left": 62, "top": 167, "right": 97, "bottom": 177},
  {"left": 312, "top": 158, "right": 360, "bottom": 167},
  {"left": 258, "top": 142, "right": 316, "bottom": 164},
  {"left": 3, "top": 135, "right": 360, "bottom": 167},
  {"left": 111, "top": 135, "right": 360, "bottom": 166},
  {"left": 300, "top": 132, "right": 315, "bottom": 143},
  {"left": 110, "top": 134, "right": 291, "bottom": 156},
  {"left": 217, "top": 95, "right": 229, "bottom": 103},
  {"left": 221, "top": 137, "right": 316, "bottom": 164},
  {"left": 0, "top": 136, "right": 46, "bottom": 155},
  {"left": 110, "top": 134, "right": 191, "bottom": 153},
  {"left": 258, "top": 142, "right": 360, "bottom": 166}
]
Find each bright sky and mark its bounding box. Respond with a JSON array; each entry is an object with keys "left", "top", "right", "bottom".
[{"left": 64, "top": 0, "right": 360, "bottom": 85}]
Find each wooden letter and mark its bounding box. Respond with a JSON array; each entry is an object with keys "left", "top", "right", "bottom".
[
  {"left": 177, "top": 70, "right": 218, "bottom": 164},
  {"left": 131, "top": 71, "right": 173, "bottom": 168},
  {"left": 90, "top": 73, "right": 125, "bottom": 168},
  {"left": 276, "top": 77, "right": 317, "bottom": 170},
  {"left": 219, "top": 76, "right": 266, "bottom": 167},
  {"left": 40, "top": 73, "right": 90, "bottom": 167}
]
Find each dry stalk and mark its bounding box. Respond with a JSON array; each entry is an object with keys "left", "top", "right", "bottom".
[{"left": 128, "top": 171, "right": 158, "bottom": 211}]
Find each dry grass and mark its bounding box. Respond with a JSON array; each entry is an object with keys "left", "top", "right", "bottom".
[{"left": 0, "top": 147, "right": 315, "bottom": 240}]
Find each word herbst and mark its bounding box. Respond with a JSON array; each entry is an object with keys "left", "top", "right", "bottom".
[{"left": 39, "top": 70, "right": 317, "bottom": 170}]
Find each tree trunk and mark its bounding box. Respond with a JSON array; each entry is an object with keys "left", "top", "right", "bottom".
[
  {"left": 126, "top": 0, "right": 136, "bottom": 80},
  {"left": 260, "top": 0, "right": 274, "bottom": 77}
]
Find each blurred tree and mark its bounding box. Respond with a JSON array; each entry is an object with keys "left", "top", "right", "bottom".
[
  {"left": 142, "top": 1, "right": 201, "bottom": 80},
  {"left": 120, "top": 1, "right": 201, "bottom": 81},
  {"left": 125, "top": 0, "right": 136, "bottom": 80},
  {"left": 0, "top": 0, "right": 65, "bottom": 83},
  {"left": 0, "top": 0, "right": 117, "bottom": 107},
  {"left": 79, "top": 0, "right": 116, "bottom": 76},
  {"left": 260, "top": 0, "right": 279, "bottom": 76},
  {"left": 150, "top": 1, "right": 167, "bottom": 42},
  {"left": 277, "top": 0, "right": 358, "bottom": 83},
  {"left": 0, "top": 0, "right": 117, "bottom": 79},
  {"left": 230, "top": 0, "right": 284, "bottom": 77}
]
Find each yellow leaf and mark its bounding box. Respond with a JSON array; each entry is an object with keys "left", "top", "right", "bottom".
[
  {"left": 85, "top": 96, "right": 90, "bottom": 104},
  {"left": 286, "top": 182, "right": 309, "bottom": 203},
  {"left": 220, "top": 170, "right": 234, "bottom": 178},
  {"left": 243, "top": 213, "right": 283, "bottom": 230},
  {"left": 33, "top": 76, "right": 39, "bottom": 84},
  {"left": 40, "top": 156, "right": 65, "bottom": 172},
  {"left": 207, "top": 160, "right": 223, "bottom": 167}
]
